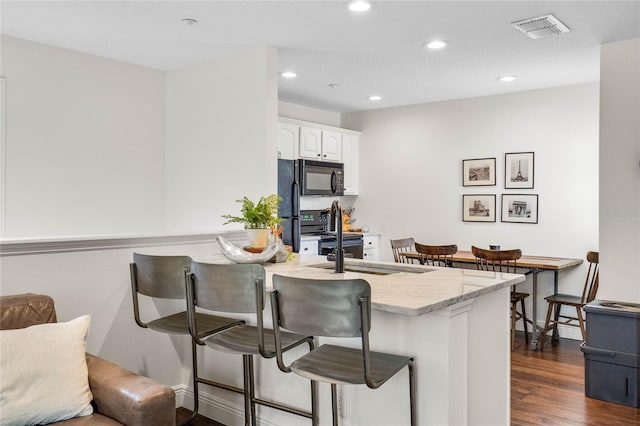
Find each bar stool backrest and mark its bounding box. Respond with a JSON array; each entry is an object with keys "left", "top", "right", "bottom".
[
  {"left": 471, "top": 246, "right": 521, "bottom": 274},
  {"left": 131, "top": 253, "right": 192, "bottom": 299},
  {"left": 271, "top": 275, "right": 371, "bottom": 337},
  {"left": 188, "top": 262, "right": 265, "bottom": 313}
]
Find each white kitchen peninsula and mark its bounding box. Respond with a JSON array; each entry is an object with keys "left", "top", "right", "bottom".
[{"left": 262, "top": 256, "right": 525, "bottom": 426}]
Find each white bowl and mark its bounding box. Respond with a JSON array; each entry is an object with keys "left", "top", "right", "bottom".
[{"left": 217, "top": 236, "right": 280, "bottom": 264}]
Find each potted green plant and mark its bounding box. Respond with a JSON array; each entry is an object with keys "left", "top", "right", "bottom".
[{"left": 222, "top": 194, "right": 282, "bottom": 248}]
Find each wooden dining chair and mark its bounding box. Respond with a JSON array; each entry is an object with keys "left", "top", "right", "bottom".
[
  {"left": 390, "top": 238, "right": 417, "bottom": 264},
  {"left": 472, "top": 246, "right": 529, "bottom": 351},
  {"left": 539, "top": 251, "right": 599, "bottom": 349},
  {"left": 414, "top": 243, "right": 457, "bottom": 267}
]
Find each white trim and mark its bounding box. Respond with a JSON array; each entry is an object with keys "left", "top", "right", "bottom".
[
  {"left": 0, "top": 77, "right": 6, "bottom": 238},
  {"left": 0, "top": 230, "right": 247, "bottom": 256},
  {"left": 173, "top": 384, "right": 284, "bottom": 426},
  {"left": 278, "top": 116, "right": 361, "bottom": 135}
]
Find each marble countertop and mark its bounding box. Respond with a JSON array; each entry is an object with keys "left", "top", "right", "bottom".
[{"left": 265, "top": 256, "right": 525, "bottom": 316}]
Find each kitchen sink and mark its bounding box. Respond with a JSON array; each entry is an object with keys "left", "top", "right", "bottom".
[{"left": 308, "top": 262, "right": 429, "bottom": 275}]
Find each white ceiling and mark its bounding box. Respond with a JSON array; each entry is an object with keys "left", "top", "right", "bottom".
[{"left": 2, "top": 1, "right": 639, "bottom": 113}]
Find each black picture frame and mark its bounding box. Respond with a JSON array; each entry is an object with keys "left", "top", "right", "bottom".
[
  {"left": 505, "top": 152, "right": 534, "bottom": 189},
  {"left": 462, "top": 157, "right": 496, "bottom": 187},
  {"left": 463, "top": 194, "right": 496, "bottom": 222},
  {"left": 501, "top": 194, "right": 539, "bottom": 224}
]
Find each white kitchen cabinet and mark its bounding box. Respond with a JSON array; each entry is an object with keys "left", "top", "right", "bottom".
[
  {"left": 363, "top": 234, "right": 380, "bottom": 261},
  {"left": 320, "top": 130, "right": 342, "bottom": 162},
  {"left": 299, "top": 237, "right": 319, "bottom": 257},
  {"left": 341, "top": 133, "right": 360, "bottom": 195},
  {"left": 299, "top": 127, "right": 342, "bottom": 162},
  {"left": 277, "top": 122, "right": 299, "bottom": 160}
]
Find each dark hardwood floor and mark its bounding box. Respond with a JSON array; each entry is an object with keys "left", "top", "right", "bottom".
[
  {"left": 177, "top": 334, "right": 640, "bottom": 425},
  {"left": 176, "top": 406, "right": 225, "bottom": 426},
  {"left": 511, "top": 333, "right": 640, "bottom": 425}
]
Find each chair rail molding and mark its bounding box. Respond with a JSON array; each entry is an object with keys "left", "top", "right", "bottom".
[{"left": 0, "top": 230, "right": 246, "bottom": 256}]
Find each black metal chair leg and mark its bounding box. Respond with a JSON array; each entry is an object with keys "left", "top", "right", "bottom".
[
  {"left": 311, "top": 379, "right": 318, "bottom": 426},
  {"left": 331, "top": 383, "right": 339, "bottom": 426},
  {"left": 178, "top": 338, "right": 199, "bottom": 426},
  {"left": 247, "top": 355, "right": 257, "bottom": 426},
  {"left": 409, "top": 360, "right": 416, "bottom": 426},
  {"left": 242, "top": 356, "right": 251, "bottom": 426}
]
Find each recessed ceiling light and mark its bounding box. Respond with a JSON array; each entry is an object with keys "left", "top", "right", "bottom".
[
  {"left": 498, "top": 75, "right": 517, "bottom": 82},
  {"left": 424, "top": 40, "right": 449, "bottom": 50},
  {"left": 348, "top": 1, "right": 373, "bottom": 12},
  {"left": 280, "top": 71, "right": 297, "bottom": 79},
  {"left": 182, "top": 18, "right": 198, "bottom": 26},
  {"left": 368, "top": 95, "right": 382, "bottom": 101}
]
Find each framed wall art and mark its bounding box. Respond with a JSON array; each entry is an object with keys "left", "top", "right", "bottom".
[
  {"left": 462, "top": 157, "right": 496, "bottom": 187},
  {"left": 462, "top": 194, "right": 496, "bottom": 222},
  {"left": 501, "top": 194, "right": 538, "bottom": 224},
  {"left": 505, "top": 152, "right": 534, "bottom": 189}
]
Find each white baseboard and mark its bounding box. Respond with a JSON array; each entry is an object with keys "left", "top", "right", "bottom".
[
  {"left": 515, "top": 321, "right": 584, "bottom": 342},
  {"left": 172, "top": 384, "right": 287, "bottom": 426}
]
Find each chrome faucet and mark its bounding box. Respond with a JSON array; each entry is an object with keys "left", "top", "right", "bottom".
[{"left": 328, "top": 200, "right": 345, "bottom": 273}]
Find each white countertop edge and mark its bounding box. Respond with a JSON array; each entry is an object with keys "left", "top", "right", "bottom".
[
  {"left": 267, "top": 256, "right": 526, "bottom": 317},
  {"left": 372, "top": 274, "right": 523, "bottom": 316}
]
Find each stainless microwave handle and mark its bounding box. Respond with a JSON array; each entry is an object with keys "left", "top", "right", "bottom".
[{"left": 330, "top": 170, "right": 337, "bottom": 193}]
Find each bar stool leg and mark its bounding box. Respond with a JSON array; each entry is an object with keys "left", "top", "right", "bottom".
[
  {"left": 242, "top": 356, "right": 251, "bottom": 426},
  {"left": 247, "top": 355, "right": 257, "bottom": 426},
  {"left": 179, "top": 338, "right": 199, "bottom": 426},
  {"left": 409, "top": 360, "right": 416, "bottom": 426},
  {"left": 310, "top": 379, "right": 318, "bottom": 426},
  {"left": 331, "top": 383, "right": 339, "bottom": 426}
]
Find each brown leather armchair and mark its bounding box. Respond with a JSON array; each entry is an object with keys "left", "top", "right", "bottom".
[{"left": 0, "top": 293, "right": 176, "bottom": 426}]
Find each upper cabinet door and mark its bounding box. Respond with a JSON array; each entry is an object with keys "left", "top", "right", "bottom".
[
  {"left": 321, "top": 130, "right": 342, "bottom": 162},
  {"left": 278, "top": 123, "right": 299, "bottom": 160},
  {"left": 299, "top": 127, "right": 323, "bottom": 160},
  {"left": 342, "top": 133, "right": 359, "bottom": 195}
]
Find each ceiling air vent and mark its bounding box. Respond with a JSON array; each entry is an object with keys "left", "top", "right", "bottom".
[{"left": 512, "top": 14, "right": 570, "bottom": 39}]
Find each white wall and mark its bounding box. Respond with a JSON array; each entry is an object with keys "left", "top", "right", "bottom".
[
  {"left": 165, "top": 47, "right": 279, "bottom": 232},
  {"left": 0, "top": 37, "right": 280, "bottom": 238},
  {"left": 0, "top": 36, "right": 166, "bottom": 238},
  {"left": 342, "top": 83, "right": 600, "bottom": 326},
  {"left": 0, "top": 233, "right": 246, "bottom": 397},
  {"left": 278, "top": 101, "right": 341, "bottom": 127},
  {"left": 599, "top": 38, "right": 640, "bottom": 302}
]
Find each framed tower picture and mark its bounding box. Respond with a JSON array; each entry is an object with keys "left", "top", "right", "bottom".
[{"left": 505, "top": 152, "right": 534, "bottom": 189}]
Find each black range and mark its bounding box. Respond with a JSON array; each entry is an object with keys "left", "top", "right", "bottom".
[{"left": 300, "top": 209, "right": 364, "bottom": 259}]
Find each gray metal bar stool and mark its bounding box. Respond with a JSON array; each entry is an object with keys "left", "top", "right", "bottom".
[
  {"left": 185, "top": 262, "right": 318, "bottom": 426},
  {"left": 270, "top": 274, "right": 416, "bottom": 426},
  {"left": 130, "top": 253, "right": 244, "bottom": 425}
]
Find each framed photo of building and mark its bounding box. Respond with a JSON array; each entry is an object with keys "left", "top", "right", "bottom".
[
  {"left": 501, "top": 194, "right": 538, "bottom": 224},
  {"left": 505, "top": 152, "right": 534, "bottom": 189},
  {"left": 462, "top": 158, "right": 496, "bottom": 187},
  {"left": 463, "top": 194, "right": 496, "bottom": 222}
]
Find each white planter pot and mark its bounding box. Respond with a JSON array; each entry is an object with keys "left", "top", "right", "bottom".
[{"left": 246, "top": 228, "right": 270, "bottom": 248}]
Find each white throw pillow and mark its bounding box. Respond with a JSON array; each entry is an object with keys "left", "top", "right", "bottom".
[{"left": 0, "top": 315, "right": 94, "bottom": 426}]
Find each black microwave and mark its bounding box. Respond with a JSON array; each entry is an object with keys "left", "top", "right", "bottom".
[{"left": 299, "top": 159, "right": 344, "bottom": 196}]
